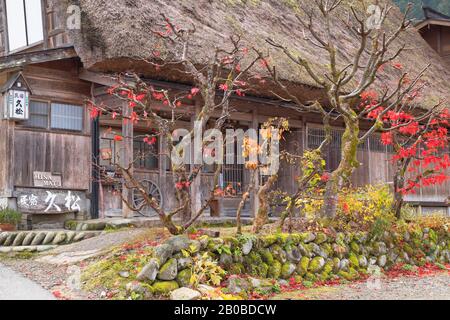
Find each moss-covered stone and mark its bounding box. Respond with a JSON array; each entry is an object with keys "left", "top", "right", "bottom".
[
  {"left": 349, "top": 253, "right": 360, "bottom": 268},
  {"left": 315, "top": 232, "right": 327, "bottom": 244},
  {"left": 280, "top": 262, "right": 296, "bottom": 279},
  {"left": 267, "top": 260, "right": 282, "bottom": 279},
  {"left": 296, "top": 257, "right": 310, "bottom": 276},
  {"left": 323, "top": 260, "right": 333, "bottom": 274},
  {"left": 308, "top": 256, "right": 325, "bottom": 273},
  {"left": 176, "top": 268, "right": 192, "bottom": 287},
  {"left": 151, "top": 280, "right": 179, "bottom": 295},
  {"left": 302, "top": 232, "right": 316, "bottom": 243},
  {"left": 269, "top": 244, "right": 287, "bottom": 264},
  {"left": 350, "top": 241, "right": 360, "bottom": 253},
  {"left": 332, "top": 257, "right": 341, "bottom": 272},
  {"left": 259, "top": 235, "right": 277, "bottom": 248},
  {"left": 304, "top": 272, "right": 316, "bottom": 282},
  {"left": 207, "top": 238, "right": 224, "bottom": 253},
  {"left": 157, "top": 258, "right": 178, "bottom": 281},
  {"left": 258, "top": 263, "right": 269, "bottom": 278},
  {"left": 259, "top": 248, "right": 274, "bottom": 265},
  {"left": 229, "top": 263, "right": 245, "bottom": 275}
]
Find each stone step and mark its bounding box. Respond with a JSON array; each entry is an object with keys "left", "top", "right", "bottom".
[{"left": 0, "top": 230, "right": 101, "bottom": 247}]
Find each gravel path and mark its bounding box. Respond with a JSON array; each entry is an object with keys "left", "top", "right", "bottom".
[
  {"left": 0, "top": 262, "right": 55, "bottom": 300},
  {"left": 273, "top": 273, "right": 450, "bottom": 300}
]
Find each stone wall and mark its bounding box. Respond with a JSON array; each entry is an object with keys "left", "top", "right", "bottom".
[{"left": 136, "top": 227, "right": 450, "bottom": 295}]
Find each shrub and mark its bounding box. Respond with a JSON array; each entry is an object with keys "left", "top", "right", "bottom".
[{"left": 0, "top": 208, "right": 22, "bottom": 225}]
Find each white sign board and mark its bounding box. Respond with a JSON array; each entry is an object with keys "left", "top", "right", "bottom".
[{"left": 7, "top": 90, "right": 29, "bottom": 120}]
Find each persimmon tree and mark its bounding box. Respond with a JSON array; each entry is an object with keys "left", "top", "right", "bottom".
[
  {"left": 88, "top": 16, "right": 260, "bottom": 235},
  {"left": 264, "top": 1, "right": 431, "bottom": 218}
]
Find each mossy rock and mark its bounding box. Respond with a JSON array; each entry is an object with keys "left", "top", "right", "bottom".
[
  {"left": 259, "top": 248, "right": 274, "bottom": 265},
  {"left": 258, "top": 263, "right": 269, "bottom": 278},
  {"left": 323, "top": 260, "right": 333, "bottom": 274},
  {"left": 301, "top": 232, "right": 316, "bottom": 243},
  {"left": 298, "top": 244, "right": 312, "bottom": 258},
  {"left": 349, "top": 253, "right": 360, "bottom": 268},
  {"left": 315, "top": 232, "right": 327, "bottom": 244},
  {"left": 280, "top": 262, "right": 296, "bottom": 279},
  {"left": 267, "top": 260, "right": 282, "bottom": 279},
  {"left": 308, "top": 256, "right": 325, "bottom": 273},
  {"left": 223, "top": 236, "right": 239, "bottom": 248},
  {"left": 304, "top": 272, "right": 316, "bottom": 282},
  {"left": 403, "top": 243, "right": 414, "bottom": 256},
  {"left": 274, "top": 233, "right": 289, "bottom": 244},
  {"left": 229, "top": 262, "right": 245, "bottom": 275},
  {"left": 332, "top": 258, "right": 341, "bottom": 272},
  {"left": 350, "top": 241, "right": 360, "bottom": 254},
  {"left": 296, "top": 257, "right": 310, "bottom": 276},
  {"left": 151, "top": 281, "right": 179, "bottom": 295},
  {"left": 269, "top": 244, "right": 287, "bottom": 264},
  {"left": 207, "top": 238, "right": 224, "bottom": 253},
  {"left": 354, "top": 231, "right": 367, "bottom": 243},
  {"left": 289, "top": 233, "right": 303, "bottom": 245},
  {"left": 259, "top": 235, "right": 277, "bottom": 248},
  {"left": 176, "top": 269, "right": 192, "bottom": 287},
  {"left": 157, "top": 258, "right": 178, "bottom": 281}
]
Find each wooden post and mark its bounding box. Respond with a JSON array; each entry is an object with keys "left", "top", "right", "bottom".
[
  {"left": 190, "top": 102, "right": 202, "bottom": 217},
  {"left": 159, "top": 134, "right": 168, "bottom": 212},
  {"left": 250, "top": 109, "right": 259, "bottom": 217},
  {"left": 122, "top": 100, "right": 134, "bottom": 218},
  {"left": 0, "top": 120, "right": 16, "bottom": 209}
]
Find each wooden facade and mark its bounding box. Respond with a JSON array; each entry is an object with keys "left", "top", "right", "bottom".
[{"left": 0, "top": 1, "right": 448, "bottom": 229}]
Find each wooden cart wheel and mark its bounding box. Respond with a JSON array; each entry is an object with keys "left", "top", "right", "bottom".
[{"left": 132, "top": 180, "right": 162, "bottom": 217}]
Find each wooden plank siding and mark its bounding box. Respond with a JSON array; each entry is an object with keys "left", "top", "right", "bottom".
[{"left": 13, "top": 129, "right": 91, "bottom": 190}]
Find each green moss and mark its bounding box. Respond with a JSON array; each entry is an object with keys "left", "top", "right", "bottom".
[
  {"left": 323, "top": 261, "right": 333, "bottom": 274},
  {"left": 176, "top": 269, "right": 192, "bottom": 287},
  {"left": 259, "top": 235, "right": 277, "bottom": 248},
  {"left": 350, "top": 241, "right": 360, "bottom": 253},
  {"left": 297, "top": 257, "right": 310, "bottom": 276},
  {"left": 308, "top": 257, "right": 325, "bottom": 273},
  {"left": 207, "top": 238, "right": 225, "bottom": 253},
  {"left": 259, "top": 263, "right": 269, "bottom": 278},
  {"left": 280, "top": 262, "right": 296, "bottom": 279},
  {"left": 151, "top": 281, "right": 179, "bottom": 295},
  {"left": 267, "top": 260, "right": 282, "bottom": 279},
  {"left": 403, "top": 243, "right": 414, "bottom": 256},
  {"left": 315, "top": 232, "right": 327, "bottom": 244},
  {"left": 229, "top": 263, "right": 245, "bottom": 275},
  {"left": 259, "top": 248, "right": 274, "bottom": 265},
  {"left": 349, "top": 253, "right": 360, "bottom": 268},
  {"left": 332, "top": 258, "right": 341, "bottom": 272},
  {"left": 304, "top": 272, "right": 316, "bottom": 282}
]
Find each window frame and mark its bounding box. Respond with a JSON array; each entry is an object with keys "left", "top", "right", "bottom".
[
  {"left": 22, "top": 99, "right": 85, "bottom": 133},
  {"left": 4, "top": 0, "right": 44, "bottom": 53}
]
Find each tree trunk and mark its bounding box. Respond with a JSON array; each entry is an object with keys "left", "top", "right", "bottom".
[
  {"left": 253, "top": 175, "right": 277, "bottom": 233},
  {"left": 322, "top": 116, "right": 360, "bottom": 218},
  {"left": 392, "top": 159, "right": 410, "bottom": 219}
]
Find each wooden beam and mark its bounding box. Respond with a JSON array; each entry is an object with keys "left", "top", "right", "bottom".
[{"left": 0, "top": 47, "right": 78, "bottom": 72}]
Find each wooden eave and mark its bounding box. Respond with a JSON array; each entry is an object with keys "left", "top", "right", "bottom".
[
  {"left": 0, "top": 46, "right": 78, "bottom": 73},
  {"left": 415, "top": 19, "right": 450, "bottom": 31}
]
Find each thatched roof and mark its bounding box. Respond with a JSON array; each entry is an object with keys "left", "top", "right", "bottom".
[{"left": 66, "top": 0, "right": 450, "bottom": 108}]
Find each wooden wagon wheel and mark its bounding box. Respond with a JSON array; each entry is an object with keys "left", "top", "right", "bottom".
[{"left": 132, "top": 180, "right": 162, "bottom": 217}]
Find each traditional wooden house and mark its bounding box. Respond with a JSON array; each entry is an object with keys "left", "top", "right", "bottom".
[
  {"left": 417, "top": 7, "right": 450, "bottom": 66},
  {"left": 0, "top": 0, "right": 449, "bottom": 229}
]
